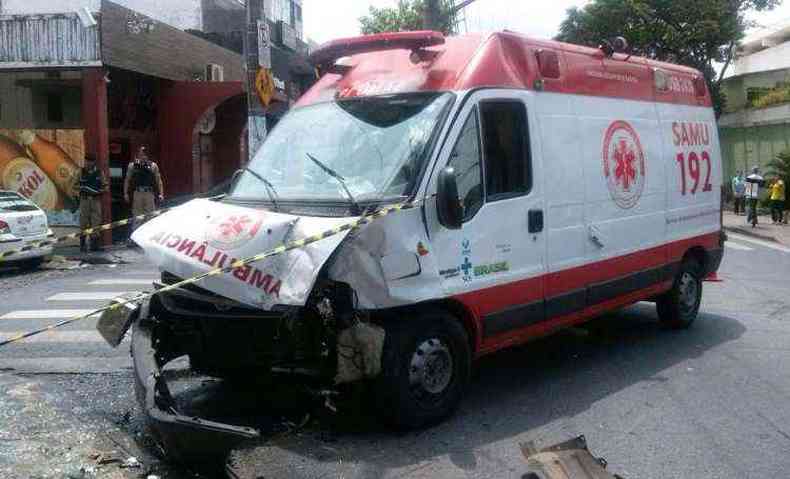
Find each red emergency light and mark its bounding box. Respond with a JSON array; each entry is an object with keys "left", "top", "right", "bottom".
[{"left": 309, "top": 31, "right": 446, "bottom": 68}]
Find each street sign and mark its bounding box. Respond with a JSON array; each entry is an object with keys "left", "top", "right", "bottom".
[{"left": 255, "top": 68, "right": 275, "bottom": 106}]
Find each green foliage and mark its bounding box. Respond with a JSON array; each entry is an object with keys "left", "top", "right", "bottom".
[
  {"left": 749, "top": 84, "right": 790, "bottom": 109},
  {"left": 555, "top": 0, "right": 780, "bottom": 117},
  {"left": 767, "top": 150, "right": 790, "bottom": 186},
  {"left": 359, "top": 0, "right": 456, "bottom": 35}
]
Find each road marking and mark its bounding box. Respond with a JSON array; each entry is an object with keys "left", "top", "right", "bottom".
[
  {"left": 726, "top": 242, "right": 753, "bottom": 251},
  {"left": 88, "top": 279, "right": 154, "bottom": 286},
  {"left": 0, "top": 331, "right": 123, "bottom": 343},
  {"left": 0, "top": 309, "right": 96, "bottom": 320},
  {"left": 0, "top": 357, "right": 131, "bottom": 374},
  {"left": 47, "top": 292, "right": 133, "bottom": 301},
  {"left": 727, "top": 233, "right": 790, "bottom": 254}
]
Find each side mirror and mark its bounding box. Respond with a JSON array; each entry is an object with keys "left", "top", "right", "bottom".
[{"left": 437, "top": 166, "right": 463, "bottom": 230}]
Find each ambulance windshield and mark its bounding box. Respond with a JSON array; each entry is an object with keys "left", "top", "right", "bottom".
[{"left": 231, "top": 92, "right": 453, "bottom": 204}]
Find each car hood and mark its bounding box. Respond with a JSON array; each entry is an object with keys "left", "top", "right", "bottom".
[{"left": 131, "top": 199, "right": 353, "bottom": 310}]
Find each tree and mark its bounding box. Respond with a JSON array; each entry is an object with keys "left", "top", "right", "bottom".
[
  {"left": 359, "top": 0, "right": 456, "bottom": 35},
  {"left": 767, "top": 150, "right": 790, "bottom": 187},
  {"left": 555, "top": 0, "right": 780, "bottom": 117}
]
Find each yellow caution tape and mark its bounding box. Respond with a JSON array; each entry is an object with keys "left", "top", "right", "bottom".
[{"left": 0, "top": 201, "right": 418, "bottom": 348}]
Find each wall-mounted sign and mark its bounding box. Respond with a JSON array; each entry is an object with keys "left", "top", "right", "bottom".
[{"left": 257, "top": 20, "right": 272, "bottom": 69}]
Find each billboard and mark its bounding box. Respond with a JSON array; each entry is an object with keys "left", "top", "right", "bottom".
[{"left": 0, "top": 129, "right": 85, "bottom": 225}]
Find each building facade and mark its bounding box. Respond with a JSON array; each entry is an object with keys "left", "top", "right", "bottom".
[
  {"left": 0, "top": 0, "right": 247, "bottom": 241},
  {"left": 719, "top": 21, "right": 790, "bottom": 184}
]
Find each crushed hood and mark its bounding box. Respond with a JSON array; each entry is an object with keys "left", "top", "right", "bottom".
[{"left": 131, "top": 199, "right": 352, "bottom": 310}]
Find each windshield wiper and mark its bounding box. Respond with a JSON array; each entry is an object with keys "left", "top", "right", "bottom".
[
  {"left": 305, "top": 153, "right": 362, "bottom": 215},
  {"left": 242, "top": 167, "right": 280, "bottom": 211}
]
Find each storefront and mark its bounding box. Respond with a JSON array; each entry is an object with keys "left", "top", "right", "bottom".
[{"left": 0, "top": 1, "right": 247, "bottom": 242}]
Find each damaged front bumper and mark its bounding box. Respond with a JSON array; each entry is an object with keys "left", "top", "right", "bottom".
[{"left": 131, "top": 316, "right": 260, "bottom": 462}]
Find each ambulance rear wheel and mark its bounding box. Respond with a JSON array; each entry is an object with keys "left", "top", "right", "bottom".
[
  {"left": 376, "top": 311, "right": 470, "bottom": 430},
  {"left": 657, "top": 259, "right": 703, "bottom": 329}
]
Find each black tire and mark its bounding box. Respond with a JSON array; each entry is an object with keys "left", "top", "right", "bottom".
[
  {"left": 657, "top": 259, "right": 703, "bottom": 329},
  {"left": 18, "top": 257, "right": 44, "bottom": 270},
  {"left": 375, "top": 310, "right": 471, "bottom": 430}
]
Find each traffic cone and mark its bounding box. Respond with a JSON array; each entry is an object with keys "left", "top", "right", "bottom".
[{"left": 704, "top": 271, "right": 723, "bottom": 282}]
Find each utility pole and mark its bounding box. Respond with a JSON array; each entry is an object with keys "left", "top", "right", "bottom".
[
  {"left": 423, "top": 0, "right": 479, "bottom": 33},
  {"left": 243, "top": 0, "right": 270, "bottom": 161}
]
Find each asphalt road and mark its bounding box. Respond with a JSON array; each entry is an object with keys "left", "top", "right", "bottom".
[{"left": 1, "top": 234, "right": 789, "bottom": 478}]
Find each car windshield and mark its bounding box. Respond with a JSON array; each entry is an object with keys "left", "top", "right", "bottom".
[
  {"left": 230, "top": 92, "right": 454, "bottom": 203},
  {"left": 0, "top": 192, "right": 38, "bottom": 212}
]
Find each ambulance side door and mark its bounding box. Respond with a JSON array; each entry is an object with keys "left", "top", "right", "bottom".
[{"left": 426, "top": 90, "right": 546, "bottom": 340}]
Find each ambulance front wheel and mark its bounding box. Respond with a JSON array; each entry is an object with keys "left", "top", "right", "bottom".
[
  {"left": 376, "top": 311, "right": 471, "bottom": 430},
  {"left": 657, "top": 259, "right": 703, "bottom": 329}
]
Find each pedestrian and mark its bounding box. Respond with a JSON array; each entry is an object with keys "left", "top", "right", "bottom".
[
  {"left": 732, "top": 170, "right": 746, "bottom": 215},
  {"left": 74, "top": 155, "right": 107, "bottom": 252},
  {"left": 769, "top": 177, "right": 786, "bottom": 225},
  {"left": 124, "top": 146, "right": 164, "bottom": 243},
  {"left": 745, "top": 166, "right": 765, "bottom": 228}
]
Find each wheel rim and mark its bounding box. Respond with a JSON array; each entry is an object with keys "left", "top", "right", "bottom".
[
  {"left": 678, "top": 272, "right": 699, "bottom": 314},
  {"left": 409, "top": 338, "right": 454, "bottom": 396}
]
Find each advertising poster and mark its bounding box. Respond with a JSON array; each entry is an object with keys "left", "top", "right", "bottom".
[{"left": 0, "top": 129, "right": 85, "bottom": 225}]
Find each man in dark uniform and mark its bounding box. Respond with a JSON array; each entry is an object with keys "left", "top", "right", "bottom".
[
  {"left": 74, "top": 155, "right": 107, "bottom": 252},
  {"left": 124, "top": 146, "right": 164, "bottom": 239}
]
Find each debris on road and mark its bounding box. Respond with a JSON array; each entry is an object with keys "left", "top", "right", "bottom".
[
  {"left": 120, "top": 456, "right": 142, "bottom": 468},
  {"left": 520, "top": 436, "right": 622, "bottom": 479}
]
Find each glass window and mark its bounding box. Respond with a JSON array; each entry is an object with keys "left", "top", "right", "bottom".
[
  {"left": 448, "top": 109, "right": 483, "bottom": 221},
  {"left": 231, "top": 93, "right": 454, "bottom": 205},
  {"left": 0, "top": 192, "right": 38, "bottom": 212},
  {"left": 479, "top": 101, "right": 531, "bottom": 200}
]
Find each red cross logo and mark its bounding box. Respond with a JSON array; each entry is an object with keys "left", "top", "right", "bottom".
[
  {"left": 614, "top": 139, "right": 637, "bottom": 192},
  {"left": 219, "top": 215, "right": 252, "bottom": 239},
  {"left": 602, "top": 120, "right": 646, "bottom": 210}
]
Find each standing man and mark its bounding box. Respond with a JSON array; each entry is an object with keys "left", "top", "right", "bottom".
[
  {"left": 732, "top": 171, "right": 746, "bottom": 215},
  {"left": 124, "top": 146, "right": 164, "bottom": 241},
  {"left": 769, "top": 177, "right": 786, "bottom": 225},
  {"left": 745, "top": 166, "right": 765, "bottom": 228},
  {"left": 74, "top": 155, "right": 107, "bottom": 252}
]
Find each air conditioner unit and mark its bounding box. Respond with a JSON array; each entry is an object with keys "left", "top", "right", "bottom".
[{"left": 205, "top": 63, "right": 224, "bottom": 82}]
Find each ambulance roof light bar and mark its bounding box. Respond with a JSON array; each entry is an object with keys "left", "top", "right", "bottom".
[{"left": 309, "top": 31, "right": 446, "bottom": 69}]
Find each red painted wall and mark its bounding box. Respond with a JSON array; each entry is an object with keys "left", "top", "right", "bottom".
[
  {"left": 81, "top": 68, "right": 111, "bottom": 245},
  {"left": 157, "top": 81, "right": 244, "bottom": 198}
]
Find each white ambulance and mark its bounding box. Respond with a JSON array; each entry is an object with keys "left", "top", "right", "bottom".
[{"left": 107, "top": 31, "right": 724, "bottom": 457}]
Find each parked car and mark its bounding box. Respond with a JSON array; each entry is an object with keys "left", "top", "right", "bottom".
[{"left": 0, "top": 190, "right": 54, "bottom": 269}]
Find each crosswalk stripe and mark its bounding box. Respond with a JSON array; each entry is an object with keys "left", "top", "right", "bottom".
[
  {"left": 0, "top": 309, "right": 96, "bottom": 320},
  {"left": 88, "top": 279, "right": 154, "bottom": 286},
  {"left": 0, "top": 331, "right": 124, "bottom": 343},
  {"left": 726, "top": 242, "right": 753, "bottom": 251},
  {"left": 47, "top": 292, "right": 132, "bottom": 301},
  {"left": 1, "top": 357, "right": 131, "bottom": 374},
  {"left": 727, "top": 233, "right": 790, "bottom": 254}
]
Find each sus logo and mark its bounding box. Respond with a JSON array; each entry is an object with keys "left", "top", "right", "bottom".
[
  {"left": 206, "top": 213, "right": 264, "bottom": 250},
  {"left": 602, "top": 120, "right": 646, "bottom": 209}
]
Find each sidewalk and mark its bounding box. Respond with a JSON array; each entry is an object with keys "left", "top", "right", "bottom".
[{"left": 723, "top": 211, "right": 790, "bottom": 245}]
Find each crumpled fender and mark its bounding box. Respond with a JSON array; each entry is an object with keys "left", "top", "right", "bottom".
[
  {"left": 328, "top": 206, "right": 444, "bottom": 309},
  {"left": 132, "top": 199, "right": 351, "bottom": 310}
]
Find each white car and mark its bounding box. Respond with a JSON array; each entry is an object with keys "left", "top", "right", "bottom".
[{"left": 0, "top": 190, "right": 54, "bottom": 269}]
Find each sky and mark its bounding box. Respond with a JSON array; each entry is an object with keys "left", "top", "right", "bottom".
[
  {"left": 303, "top": 0, "right": 790, "bottom": 46},
  {"left": 302, "top": 0, "right": 589, "bottom": 44}
]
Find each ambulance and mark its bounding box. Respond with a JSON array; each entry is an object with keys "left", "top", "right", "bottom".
[{"left": 101, "top": 30, "right": 725, "bottom": 457}]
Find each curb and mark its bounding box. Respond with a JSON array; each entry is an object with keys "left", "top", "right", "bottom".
[{"left": 724, "top": 226, "right": 781, "bottom": 244}]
